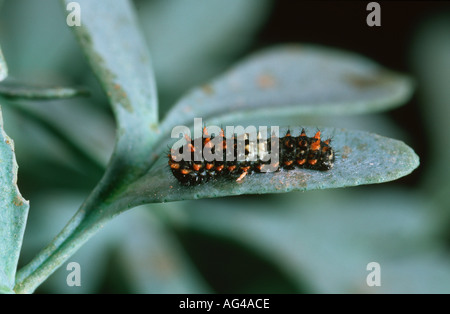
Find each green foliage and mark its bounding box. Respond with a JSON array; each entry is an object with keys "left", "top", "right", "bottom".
[{"left": 0, "top": 0, "right": 423, "bottom": 293}]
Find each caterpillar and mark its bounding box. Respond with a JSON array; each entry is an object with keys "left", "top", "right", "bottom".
[{"left": 168, "top": 128, "right": 335, "bottom": 186}]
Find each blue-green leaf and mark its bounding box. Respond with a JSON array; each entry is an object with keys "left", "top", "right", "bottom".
[
  {"left": 65, "top": 0, "right": 158, "bottom": 138},
  {"left": 0, "top": 106, "right": 29, "bottom": 293},
  {"left": 160, "top": 44, "right": 414, "bottom": 133}
]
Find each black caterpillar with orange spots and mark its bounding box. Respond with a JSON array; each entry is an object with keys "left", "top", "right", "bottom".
[{"left": 168, "top": 128, "right": 335, "bottom": 186}]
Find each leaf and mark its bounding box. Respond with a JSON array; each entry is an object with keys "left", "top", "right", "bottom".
[
  {"left": 121, "top": 127, "right": 419, "bottom": 205},
  {"left": 159, "top": 44, "right": 414, "bottom": 134},
  {"left": 0, "top": 81, "right": 89, "bottom": 100},
  {"left": 60, "top": 0, "right": 160, "bottom": 208},
  {"left": 65, "top": 0, "right": 159, "bottom": 147},
  {"left": 0, "top": 47, "right": 6, "bottom": 82},
  {"left": 0, "top": 43, "right": 28, "bottom": 293},
  {"left": 0, "top": 106, "right": 29, "bottom": 293}
]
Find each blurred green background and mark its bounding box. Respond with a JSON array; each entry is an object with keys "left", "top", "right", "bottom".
[{"left": 1, "top": 0, "right": 450, "bottom": 293}]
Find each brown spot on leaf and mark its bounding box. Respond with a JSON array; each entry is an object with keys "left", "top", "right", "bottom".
[
  {"left": 109, "top": 83, "right": 133, "bottom": 113},
  {"left": 344, "top": 70, "right": 394, "bottom": 89},
  {"left": 13, "top": 196, "right": 23, "bottom": 207},
  {"left": 201, "top": 84, "right": 214, "bottom": 95},
  {"left": 149, "top": 123, "right": 159, "bottom": 133},
  {"left": 257, "top": 73, "right": 276, "bottom": 89},
  {"left": 341, "top": 145, "right": 352, "bottom": 159}
]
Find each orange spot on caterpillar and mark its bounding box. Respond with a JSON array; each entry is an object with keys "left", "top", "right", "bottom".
[
  {"left": 181, "top": 169, "right": 191, "bottom": 175},
  {"left": 284, "top": 160, "right": 294, "bottom": 166},
  {"left": 311, "top": 139, "right": 320, "bottom": 151},
  {"left": 193, "top": 164, "right": 202, "bottom": 171},
  {"left": 236, "top": 171, "right": 248, "bottom": 182},
  {"left": 309, "top": 159, "right": 318, "bottom": 166},
  {"left": 297, "top": 159, "right": 306, "bottom": 165},
  {"left": 228, "top": 165, "right": 236, "bottom": 172}
]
